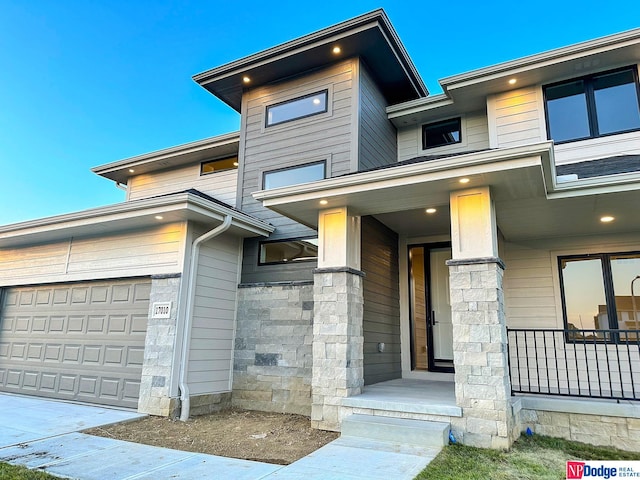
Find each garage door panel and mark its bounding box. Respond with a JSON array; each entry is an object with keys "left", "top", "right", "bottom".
[{"left": 0, "top": 278, "right": 150, "bottom": 408}]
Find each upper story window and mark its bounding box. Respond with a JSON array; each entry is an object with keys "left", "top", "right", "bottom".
[
  {"left": 266, "top": 90, "right": 328, "bottom": 127},
  {"left": 258, "top": 237, "right": 319, "bottom": 265},
  {"left": 422, "top": 118, "right": 462, "bottom": 149},
  {"left": 263, "top": 161, "right": 325, "bottom": 190},
  {"left": 559, "top": 252, "right": 640, "bottom": 339},
  {"left": 544, "top": 67, "right": 640, "bottom": 143},
  {"left": 201, "top": 156, "right": 238, "bottom": 175}
]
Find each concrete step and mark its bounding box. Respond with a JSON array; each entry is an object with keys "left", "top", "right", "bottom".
[{"left": 341, "top": 414, "right": 449, "bottom": 448}]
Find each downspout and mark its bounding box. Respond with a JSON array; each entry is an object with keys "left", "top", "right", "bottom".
[
  {"left": 114, "top": 182, "right": 127, "bottom": 191},
  {"left": 179, "top": 215, "right": 233, "bottom": 421}
]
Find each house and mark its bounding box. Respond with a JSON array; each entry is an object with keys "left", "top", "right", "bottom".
[{"left": 2, "top": 9, "right": 640, "bottom": 450}]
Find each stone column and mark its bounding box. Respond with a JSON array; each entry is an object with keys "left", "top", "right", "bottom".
[
  {"left": 448, "top": 258, "right": 518, "bottom": 449},
  {"left": 138, "top": 274, "right": 181, "bottom": 417},
  {"left": 311, "top": 267, "right": 364, "bottom": 431}
]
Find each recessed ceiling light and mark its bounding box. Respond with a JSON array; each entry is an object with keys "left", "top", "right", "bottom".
[
  {"left": 242, "top": 76, "right": 251, "bottom": 83},
  {"left": 332, "top": 46, "right": 341, "bottom": 54},
  {"left": 459, "top": 177, "right": 470, "bottom": 184},
  {"left": 425, "top": 208, "right": 437, "bottom": 214},
  {"left": 233, "top": 161, "right": 239, "bottom": 166},
  {"left": 600, "top": 215, "right": 615, "bottom": 223},
  {"left": 129, "top": 168, "right": 135, "bottom": 173},
  {"left": 508, "top": 78, "right": 517, "bottom": 85},
  {"left": 319, "top": 199, "right": 328, "bottom": 206},
  {"left": 155, "top": 215, "right": 163, "bottom": 220}
]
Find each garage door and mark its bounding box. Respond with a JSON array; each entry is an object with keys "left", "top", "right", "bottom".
[{"left": 0, "top": 278, "right": 150, "bottom": 409}]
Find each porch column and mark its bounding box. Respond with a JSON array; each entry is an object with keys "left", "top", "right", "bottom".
[
  {"left": 311, "top": 207, "right": 364, "bottom": 431},
  {"left": 448, "top": 187, "right": 518, "bottom": 449}
]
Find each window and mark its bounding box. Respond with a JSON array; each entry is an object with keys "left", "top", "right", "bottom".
[
  {"left": 559, "top": 253, "right": 640, "bottom": 336},
  {"left": 422, "top": 118, "right": 462, "bottom": 149},
  {"left": 201, "top": 156, "right": 238, "bottom": 175},
  {"left": 544, "top": 67, "right": 640, "bottom": 143},
  {"left": 266, "top": 90, "right": 328, "bottom": 127},
  {"left": 259, "top": 238, "right": 318, "bottom": 265},
  {"left": 263, "top": 161, "right": 325, "bottom": 190}
]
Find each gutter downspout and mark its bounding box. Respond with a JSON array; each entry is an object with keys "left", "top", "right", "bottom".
[{"left": 179, "top": 215, "right": 233, "bottom": 421}]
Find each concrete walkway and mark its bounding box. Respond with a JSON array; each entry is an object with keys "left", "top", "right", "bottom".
[{"left": 0, "top": 394, "right": 439, "bottom": 479}]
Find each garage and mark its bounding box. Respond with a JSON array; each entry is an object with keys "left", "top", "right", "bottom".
[{"left": 0, "top": 278, "right": 150, "bottom": 409}]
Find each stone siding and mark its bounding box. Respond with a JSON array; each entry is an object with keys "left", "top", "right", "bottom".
[
  {"left": 448, "top": 259, "right": 519, "bottom": 449},
  {"left": 138, "top": 275, "right": 182, "bottom": 417},
  {"left": 312, "top": 270, "right": 364, "bottom": 431},
  {"left": 233, "top": 283, "right": 313, "bottom": 415},
  {"left": 521, "top": 406, "right": 640, "bottom": 452}
]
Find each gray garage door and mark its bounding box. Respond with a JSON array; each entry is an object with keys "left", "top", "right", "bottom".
[{"left": 0, "top": 278, "right": 150, "bottom": 409}]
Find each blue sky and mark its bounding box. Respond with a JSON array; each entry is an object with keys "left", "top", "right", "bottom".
[{"left": 1, "top": 0, "right": 637, "bottom": 224}]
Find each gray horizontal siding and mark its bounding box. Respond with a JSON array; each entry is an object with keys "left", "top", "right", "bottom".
[
  {"left": 128, "top": 165, "right": 237, "bottom": 206},
  {"left": 397, "top": 111, "right": 490, "bottom": 162},
  {"left": 361, "top": 216, "right": 401, "bottom": 385}
]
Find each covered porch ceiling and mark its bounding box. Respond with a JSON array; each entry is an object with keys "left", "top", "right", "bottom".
[{"left": 253, "top": 142, "right": 640, "bottom": 241}]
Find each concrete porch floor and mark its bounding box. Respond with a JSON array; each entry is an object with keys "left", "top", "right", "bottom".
[{"left": 342, "top": 378, "right": 461, "bottom": 417}]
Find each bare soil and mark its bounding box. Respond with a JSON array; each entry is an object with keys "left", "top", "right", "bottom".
[{"left": 84, "top": 409, "right": 338, "bottom": 465}]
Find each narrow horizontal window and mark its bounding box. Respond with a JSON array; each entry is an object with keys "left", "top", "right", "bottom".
[
  {"left": 422, "top": 118, "right": 462, "bottom": 149},
  {"left": 266, "top": 90, "right": 328, "bottom": 127},
  {"left": 544, "top": 67, "right": 640, "bottom": 143},
  {"left": 259, "top": 238, "right": 318, "bottom": 265},
  {"left": 200, "top": 156, "right": 238, "bottom": 175},
  {"left": 263, "top": 161, "right": 325, "bottom": 190}
]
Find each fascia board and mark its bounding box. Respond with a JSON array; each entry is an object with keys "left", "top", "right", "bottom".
[
  {"left": 440, "top": 28, "right": 640, "bottom": 91},
  {"left": 253, "top": 141, "right": 554, "bottom": 203},
  {"left": 91, "top": 132, "right": 240, "bottom": 175}
]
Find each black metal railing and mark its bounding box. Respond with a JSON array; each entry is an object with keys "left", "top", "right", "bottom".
[{"left": 507, "top": 328, "right": 640, "bottom": 401}]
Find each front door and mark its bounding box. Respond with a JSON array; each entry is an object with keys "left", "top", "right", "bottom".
[{"left": 409, "top": 243, "right": 453, "bottom": 373}]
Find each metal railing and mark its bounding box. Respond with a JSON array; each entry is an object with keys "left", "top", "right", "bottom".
[{"left": 507, "top": 328, "right": 640, "bottom": 401}]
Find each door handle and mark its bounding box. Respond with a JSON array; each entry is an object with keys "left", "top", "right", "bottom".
[{"left": 430, "top": 311, "right": 438, "bottom": 326}]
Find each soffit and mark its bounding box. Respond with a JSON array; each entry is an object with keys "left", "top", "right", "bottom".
[
  {"left": 193, "top": 10, "right": 427, "bottom": 112},
  {"left": 0, "top": 192, "right": 273, "bottom": 249},
  {"left": 92, "top": 133, "right": 240, "bottom": 184}
]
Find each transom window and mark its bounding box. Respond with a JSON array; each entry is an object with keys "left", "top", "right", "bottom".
[
  {"left": 200, "top": 156, "right": 238, "bottom": 175},
  {"left": 422, "top": 118, "right": 462, "bottom": 150},
  {"left": 266, "top": 90, "right": 328, "bottom": 127},
  {"left": 263, "top": 161, "right": 325, "bottom": 190},
  {"left": 259, "top": 237, "right": 319, "bottom": 265},
  {"left": 544, "top": 67, "right": 640, "bottom": 143},
  {"left": 559, "top": 253, "right": 640, "bottom": 337}
]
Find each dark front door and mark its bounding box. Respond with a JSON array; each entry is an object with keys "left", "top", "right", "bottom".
[{"left": 409, "top": 243, "right": 453, "bottom": 373}]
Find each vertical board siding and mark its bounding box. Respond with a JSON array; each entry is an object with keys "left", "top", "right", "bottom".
[
  {"left": 361, "top": 216, "right": 401, "bottom": 385},
  {"left": 0, "top": 224, "right": 186, "bottom": 287},
  {"left": 488, "top": 86, "right": 545, "bottom": 148},
  {"left": 187, "top": 232, "right": 241, "bottom": 395},
  {"left": 128, "top": 165, "right": 237, "bottom": 207},
  {"left": 397, "top": 111, "right": 490, "bottom": 162},
  {"left": 358, "top": 64, "right": 397, "bottom": 170}
]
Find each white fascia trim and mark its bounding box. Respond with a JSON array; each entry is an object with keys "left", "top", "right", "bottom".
[
  {"left": 253, "top": 141, "right": 554, "bottom": 203},
  {"left": 386, "top": 94, "right": 453, "bottom": 118},
  {"left": 91, "top": 132, "right": 240, "bottom": 175},
  {"left": 0, "top": 192, "right": 273, "bottom": 239},
  {"left": 440, "top": 28, "right": 640, "bottom": 91}
]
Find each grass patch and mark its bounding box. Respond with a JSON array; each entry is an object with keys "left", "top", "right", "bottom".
[
  {"left": 415, "top": 434, "right": 640, "bottom": 480},
  {"left": 0, "top": 463, "right": 62, "bottom": 480}
]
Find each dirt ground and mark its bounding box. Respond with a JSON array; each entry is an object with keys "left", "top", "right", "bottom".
[{"left": 84, "top": 409, "right": 339, "bottom": 465}]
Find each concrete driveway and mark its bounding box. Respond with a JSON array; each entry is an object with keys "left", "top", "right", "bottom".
[{"left": 0, "top": 393, "right": 437, "bottom": 480}]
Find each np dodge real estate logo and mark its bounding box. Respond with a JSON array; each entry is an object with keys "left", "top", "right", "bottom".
[{"left": 567, "top": 461, "right": 640, "bottom": 479}]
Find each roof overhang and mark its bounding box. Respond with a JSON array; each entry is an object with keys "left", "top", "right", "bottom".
[
  {"left": 192, "top": 9, "right": 427, "bottom": 112},
  {"left": 0, "top": 191, "right": 274, "bottom": 249},
  {"left": 253, "top": 141, "right": 640, "bottom": 241},
  {"left": 388, "top": 28, "right": 640, "bottom": 126},
  {"left": 92, "top": 132, "right": 240, "bottom": 184}
]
